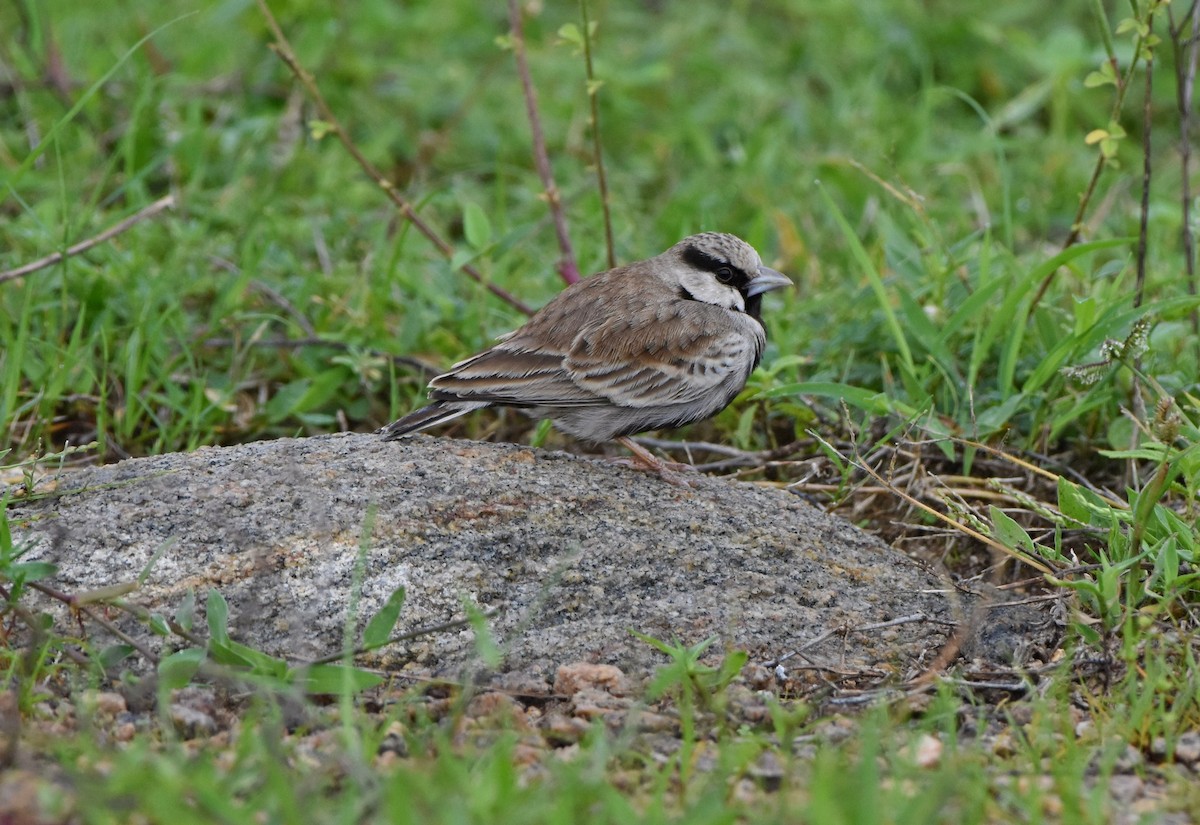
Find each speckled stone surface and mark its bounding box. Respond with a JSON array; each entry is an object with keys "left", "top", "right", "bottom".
[{"left": 11, "top": 433, "right": 961, "bottom": 678}]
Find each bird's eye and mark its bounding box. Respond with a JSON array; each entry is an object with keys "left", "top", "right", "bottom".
[{"left": 715, "top": 266, "right": 735, "bottom": 284}]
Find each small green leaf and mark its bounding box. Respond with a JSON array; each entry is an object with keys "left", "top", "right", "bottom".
[
  {"left": 292, "top": 663, "right": 384, "bottom": 695},
  {"left": 1115, "top": 17, "right": 1139, "bottom": 35},
  {"left": 449, "top": 247, "right": 478, "bottom": 272},
  {"left": 209, "top": 639, "right": 289, "bottom": 679},
  {"left": 208, "top": 639, "right": 254, "bottom": 668},
  {"left": 363, "top": 586, "right": 407, "bottom": 649},
  {"left": 557, "top": 23, "right": 583, "bottom": 47},
  {"left": 206, "top": 589, "right": 230, "bottom": 643},
  {"left": 628, "top": 628, "right": 674, "bottom": 656},
  {"left": 175, "top": 590, "right": 196, "bottom": 633},
  {"left": 1057, "top": 477, "right": 1125, "bottom": 527},
  {"left": 7, "top": 561, "right": 57, "bottom": 582},
  {"left": 989, "top": 506, "right": 1034, "bottom": 552},
  {"left": 158, "top": 648, "right": 206, "bottom": 691},
  {"left": 462, "top": 202, "right": 492, "bottom": 250},
  {"left": 1072, "top": 296, "right": 1097, "bottom": 334},
  {"left": 1157, "top": 537, "right": 1180, "bottom": 586},
  {"left": 735, "top": 405, "right": 757, "bottom": 449},
  {"left": 1083, "top": 71, "right": 1114, "bottom": 88},
  {"left": 308, "top": 119, "right": 334, "bottom": 140},
  {"left": 530, "top": 418, "right": 553, "bottom": 448},
  {"left": 149, "top": 613, "right": 171, "bottom": 636},
  {"left": 1074, "top": 622, "right": 1102, "bottom": 645},
  {"left": 711, "top": 649, "right": 749, "bottom": 691},
  {"left": 98, "top": 644, "right": 136, "bottom": 669}
]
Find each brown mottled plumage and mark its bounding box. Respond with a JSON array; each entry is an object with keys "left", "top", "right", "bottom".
[{"left": 381, "top": 233, "right": 791, "bottom": 477}]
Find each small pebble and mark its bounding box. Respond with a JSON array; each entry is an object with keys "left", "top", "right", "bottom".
[{"left": 553, "top": 663, "right": 629, "bottom": 697}]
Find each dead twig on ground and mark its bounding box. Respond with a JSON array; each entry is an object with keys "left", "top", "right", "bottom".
[{"left": 0, "top": 194, "right": 176, "bottom": 284}]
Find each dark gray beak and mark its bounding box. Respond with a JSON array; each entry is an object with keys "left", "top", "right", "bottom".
[{"left": 745, "top": 266, "right": 793, "bottom": 297}]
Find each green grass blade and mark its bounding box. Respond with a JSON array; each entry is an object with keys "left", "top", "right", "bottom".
[{"left": 816, "top": 181, "right": 914, "bottom": 373}]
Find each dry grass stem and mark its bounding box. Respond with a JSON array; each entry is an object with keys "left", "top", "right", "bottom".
[{"left": 0, "top": 194, "right": 176, "bottom": 284}]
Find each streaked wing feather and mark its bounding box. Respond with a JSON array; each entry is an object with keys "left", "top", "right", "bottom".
[
  {"left": 565, "top": 304, "right": 760, "bottom": 408},
  {"left": 429, "top": 346, "right": 602, "bottom": 407},
  {"left": 567, "top": 332, "right": 752, "bottom": 408},
  {"left": 427, "top": 286, "right": 762, "bottom": 412}
]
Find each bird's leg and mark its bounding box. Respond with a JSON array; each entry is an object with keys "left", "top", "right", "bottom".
[{"left": 612, "top": 437, "right": 699, "bottom": 486}]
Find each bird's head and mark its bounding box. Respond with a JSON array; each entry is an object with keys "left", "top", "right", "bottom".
[{"left": 664, "top": 232, "right": 792, "bottom": 318}]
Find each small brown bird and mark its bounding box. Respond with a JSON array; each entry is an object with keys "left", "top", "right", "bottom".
[{"left": 381, "top": 232, "right": 792, "bottom": 478}]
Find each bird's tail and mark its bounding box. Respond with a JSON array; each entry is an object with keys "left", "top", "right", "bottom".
[{"left": 379, "top": 401, "right": 488, "bottom": 440}]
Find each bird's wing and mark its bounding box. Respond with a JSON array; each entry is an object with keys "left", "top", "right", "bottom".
[
  {"left": 428, "top": 344, "right": 600, "bottom": 407},
  {"left": 428, "top": 288, "right": 763, "bottom": 410},
  {"left": 564, "top": 302, "right": 762, "bottom": 408}
]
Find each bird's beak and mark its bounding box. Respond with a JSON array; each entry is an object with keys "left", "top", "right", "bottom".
[{"left": 745, "top": 266, "right": 793, "bottom": 297}]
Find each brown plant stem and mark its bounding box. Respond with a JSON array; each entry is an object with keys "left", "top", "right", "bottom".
[
  {"left": 507, "top": 0, "right": 580, "bottom": 285},
  {"left": 254, "top": 0, "right": 533, "bottom": 316},
  {"left": 580, "top": 0, "right": 615, "bottom": 269},
  {"left": 1135, "top": 59, "right": 1152, "bottom": 310},
  {"left": 1029, "top": 20, "right": 1152, "bottom": 314},
  {"left": 0, "top": 194, "right": 176, "bottom": 284}
]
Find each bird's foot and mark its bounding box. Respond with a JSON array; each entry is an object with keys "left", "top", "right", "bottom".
[{"left": 610, "top": 437, "right": 700, "bottom": 487}]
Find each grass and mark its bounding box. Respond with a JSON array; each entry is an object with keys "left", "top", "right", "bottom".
[{"left": 3, "top": 0, "right": 1200, "bottom": 821}]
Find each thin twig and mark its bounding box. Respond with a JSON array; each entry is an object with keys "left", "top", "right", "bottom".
[
  {"left": 253, "top": 0, "right": 533, "bottom": 316},
  {"left": 938, "top": 677, "right": 1030, "bottom": 693},
  {"left": 1136, "top": 58, "right": 1152, "bottom": 310},
  {"left": 0, "top": 584, "right": 92, "bottom": 669},
  {"left": 111, "top": 599, "right": 208, "bottom": 649},
  {"left": 301, "top": 610, "right": 498, "bottom": 667},
  {"left": 580, "top": 0, "right": 615, "bottom": 269},
  {"left": 77, "top": 604, "right": 161, "bottom": 664},
  {"left": 0, "top": 194, "right": 176, "bottom": 284},
  {"left": 631, "top": 436, "right": 758, "bottom": 458},
  {"left": 506, "top": 0, "right": 580, "bottom": 284},
  {"left": 630, "top": 435, "right": 806, "bottom": 473},
  {"left": 765, "top": 613, "right": 934, "bottom": 668}
]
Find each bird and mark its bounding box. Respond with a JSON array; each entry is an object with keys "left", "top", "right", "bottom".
[{"left": 381, "top": 232, "right": 792, "bottom": 481}]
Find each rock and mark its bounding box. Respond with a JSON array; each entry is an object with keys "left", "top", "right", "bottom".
[
  {"left": 0, "top": 769, "right": 71, "bottom": 825},
  {"left": 910, "top": 733, "right": 942, "bottom": 768},
  {"left": 11, "top": 433, "right": 962, "bottom": 679},
  {"left": 569, "top": 687, "right": 632, "bottom": 721},
  {"left": 1173, "top": 731, "right": 1200, "bottom": 765},
  {"left": 553, "top": 663, "right": 630, "bottom": 697},
  {"left": 465, "top": 692, "right": 529, "bottom": 729},
  {"left": 80, "top": 691, "right": 127, "bottom": 718},
  {"left": 169, "top": 704, "right": 218, "bottom": 739}
]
